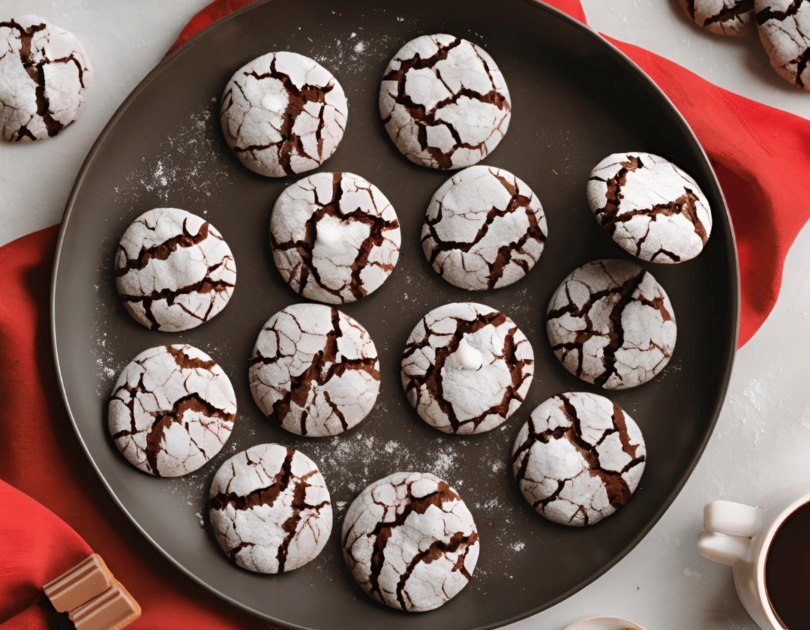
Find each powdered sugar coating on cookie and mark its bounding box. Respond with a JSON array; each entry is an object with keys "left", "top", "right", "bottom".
[
  {"left": 108, "top": 345, "right": 236, "bottom": 477},
  {"left": 546, "top": 259, "right": 677, "bottom": 390},
  {"left": 678, "top": 0, "right": 753, "bottom": 35},
  {"left": 755, "top": 0, "right": 810, "bottom": 90},
  {"left": 421, "top": 166, "right": 547, "bottom": 290},
  {"left": 379, "top": 34, "right": 511, "bottom": 170},
  {"left": 209, "top": 443, "right": 332, "bottom": 574},
  {"left": 0, "top": 15, "right": 93, "bottom": 142},
  {"left": 512, "top": 393, "right": 646, "bottom": 526},
  {"left": 220, "top": 51, "right": 348, "bottom": 177},
  {"left": 271, "top": 172, "right": 401, "bottom": 304},
  {"left": 342, "top": 472, "right": 479, "bottom": 612},
  {"left": 401, "top": 302, "right": 534, "bottom": 434},
  {"left": 115, "top": 208, "right": 236, "bottom": 332},
  {"left": 587, "top": 153, "right": 712, "bottom": 264},
  {"left": 249, "top": 303, "right": 380, "bottom": 437}
]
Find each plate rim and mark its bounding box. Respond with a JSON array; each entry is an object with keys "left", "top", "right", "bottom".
[{"left": 50, "top": 1, "right": 741, "bottom": 628}]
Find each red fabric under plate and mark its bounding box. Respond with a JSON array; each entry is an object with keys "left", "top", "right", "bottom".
[{"left": 1, "top": 0, "right": 809, "bottom": 627}]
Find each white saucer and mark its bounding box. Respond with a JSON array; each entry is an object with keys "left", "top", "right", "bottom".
[{"left": 564, "top": 616, "right": 646, "bottom": 630}]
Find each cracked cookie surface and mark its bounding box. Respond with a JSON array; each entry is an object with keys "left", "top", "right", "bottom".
[
  {"left": 108, "top": 344, "right": 236, "bottom": 477},
  {"left": 115, "top": 208, "right": 236, "bottom": 332},
  {"left": 512, "top": 392, "right": 646, "bottom": 526},
  {"left": 587, "top": 153, "right": 712, "bottom": 264},
  {"left": 401, "top": 302, "right": 534, "bottom": 434},
  {"left": 209, "top": 443, "right": 332, "bottom": 574},
  {"left": 678, "top": 0, "right": 754, "bottom": 35},
  {"left": 342, "top": 471, "right": 479, "bottom": 612},
  {"left": 547, "top": 259, "right": 677, "bottom": 390},
  {"left": 0, "top": 15, "right": 93, "bottom": 142},
  {"left": 249, "top": 303, "right": 380, "bottom": 437},
  {"left": 271, "top": 172, "right": 401, "bottom": 304},
  {"left": 755, "top": 0, "right": 810, "bottom": 89},
  {"left": 220, "top": 51, "right": 347, "bottom": 176},
  {"left": 379, "top": 34, "right": 511, "bottom": 170},
  {"left": 421, "top": 165, "right": 547, "bottom": 290}
]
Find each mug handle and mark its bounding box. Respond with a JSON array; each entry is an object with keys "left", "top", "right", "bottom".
[{"left": 697, "top": 501, "right": 763, "bottom": 566}]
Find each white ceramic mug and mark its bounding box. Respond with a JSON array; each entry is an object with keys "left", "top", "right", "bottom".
[{"left": 697, "top": 482, "right": 810, "bottom": 630}]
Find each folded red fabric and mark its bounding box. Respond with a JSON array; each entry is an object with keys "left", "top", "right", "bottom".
[{"left": 1, "top": 0, "right": 809, "bottom": 628}]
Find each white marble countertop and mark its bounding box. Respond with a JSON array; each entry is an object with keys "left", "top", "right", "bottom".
[{"left": 1, "top": 1, "right": 809, "bottom": 629}]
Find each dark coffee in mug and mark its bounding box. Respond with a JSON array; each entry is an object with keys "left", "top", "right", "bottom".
[{"left": 765, "top": 502, "right": 810, "bottom": 630}]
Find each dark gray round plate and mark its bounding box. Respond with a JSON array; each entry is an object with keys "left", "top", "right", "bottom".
[{"left": 51, "top": 1, "right": 739, "bottom": 628}]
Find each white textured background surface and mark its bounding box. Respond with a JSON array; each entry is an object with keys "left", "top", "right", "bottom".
[{"left": 1, "top": 1, "right": 809, "bottom": 629}]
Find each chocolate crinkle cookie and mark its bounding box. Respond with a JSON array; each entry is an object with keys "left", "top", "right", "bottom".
[
  {"left": 249, "top": 303, "right": 380, "bottom": 437},
  {"left": 587, "top": 153, "right": 712, "bottom": 264},
  {"left": 0, "top": 15, "right": 93, "bottom": 142},
  {"left": 755, "top": 0, "right": 810, "bottom": 90},
  {"left": 108, "top": 345, "right": 236, "bottom": 477},
  {"left": 271, "top": 172, "right": 401, "bottom": 304},
  {"left": 401, "top": 302, "right": 534, "bottom": 434},
  {"left": 546, "top": 260, "right": 677, "bottom": 390},
  {"left": 512, "top": 392, "right": 647, "bottom": 526},
  {"left": 379, "top": 34, "right": 511, "bottom": 170},
  {"left": 421, "top": 166, "right": 548, "bottom": 291},
  {"left": 220, "top": 51, "right": 348, "bottom": 177},
  {"left": 678, "top": 0, "right": 754, "bottom": 35},
  {"left": 342, "top": 472, "right": 479, "bottom": 612},
  {"left": 115, "top": 208, "right": 236, "bottom": 332},
  {"left": 209, "top": 444, "right": 332, "bottom": 574}
]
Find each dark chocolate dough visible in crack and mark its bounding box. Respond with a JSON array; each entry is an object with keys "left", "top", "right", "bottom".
[
  {"left": 587, "top": 152, "right": 712, "bottom": 264},
  {"left": 271, "top": 172, "right": 401, "bottom": 304},
  {"left": 108, "top": 344, "right": 236, "bottom": 477},
  {"left": 512, "top": 392, "right": 647, "bottom": 526},
  {"left": 401, "top": 302, "right": 534, "bottom": 434},
  {"left": 546, "top": 259, "right": 677, "bottom": 390},
  {"left": 678, "top": 0, "right": 754, "bottom": 35},
  {"left": 342, "top": 472, "right": 479, "bottom": 612},
  {"left": 0, "top": 15, "right": 93, "bottom": 142},
  {"left": 755, "top": 0, "right": 810, "bottom": 90},
  {"left": 421, "top": 165, "right": 547, "bottom": 290},
  {"left": 249, "top": 303, "right": 380, "bottom": 437},
  {"left": 220, "top": 51, "right": 348, "bottom": 177},
  {"left": 379, "top": 34, "right": 511, "bottom": 170},
  {"left": 209, "top": 443, "right": 332, "bottom": 574},
  {"left": 115, "top": 208, "right": 236, "bottom": 332}
]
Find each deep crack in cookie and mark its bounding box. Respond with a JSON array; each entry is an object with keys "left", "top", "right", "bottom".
[
  {"left": 115, "top": 208, "right": 236, "bottom": 332},
  {"left": 587, "top": 153, "right": 712, "bottom": 264},
  {"left": 249, "top": 303, "right": 380, "bottom": 437},
  {"left": 0, "top": 15, "right": 93, "bottom": 142},
  {"left": 220, "top": 51, "right": 348, "bottom": 176},
  {"left": 678, "top": 0, "right": 754, "bottom": 35},
  {"left": 209, "top": 443, "right": 332, "bottom": 574},
  {"left": 421, "top": 165, "right": 547, "bottom": 290},
  {"left": 401, "top": 302, "right": 534, "bottom": 434},
  {"left": 379, "top": 34, "right": 511, "bottom": 170},
  {"left": 512, "top": 392, "right": 647, "bottom": 526},
  {"left": 342, "top": 472, "right": 479, "bottom": 612},
  {"left": 271, "top": 172, "right": 401, "bottom": 304},
  {"left": 108, "top": 345, "right": 236, "bottom": 477},
  {"left": 546, "top": 259, "right": 677, "bottom": 389}
]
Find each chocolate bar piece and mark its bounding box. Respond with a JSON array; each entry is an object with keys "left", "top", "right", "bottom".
[
  {"left": 68, "top": 579, "right": 141, "bottom": 630},
  {"left": 43, "top": 554, "right": 113, "bottom": 613}
]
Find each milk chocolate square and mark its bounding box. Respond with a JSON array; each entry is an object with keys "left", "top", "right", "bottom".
[
  {"left": 43, "top": 554, "right": 113, "bottom": 613},
  {"left": 68, "top": 579, "right": 141, "bottom": 630}
]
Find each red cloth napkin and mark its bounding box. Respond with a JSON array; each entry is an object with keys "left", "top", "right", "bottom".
[{"left": 1, "top": 0, "right": 809, "bottom": 628}]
